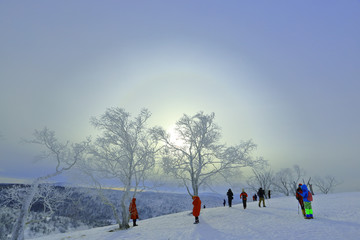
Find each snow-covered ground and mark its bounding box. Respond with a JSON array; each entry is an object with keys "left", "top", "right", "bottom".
[{"left": 31, "top": 192, "right": 360, "bottom": 240}]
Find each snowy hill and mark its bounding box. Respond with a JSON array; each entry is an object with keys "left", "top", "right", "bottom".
[{"left": 31, "top": 192, "right": 360, "bottom": 240}]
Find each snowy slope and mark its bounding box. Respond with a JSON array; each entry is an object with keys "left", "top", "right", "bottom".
[{"left": 31, "top": 192, "right": 360, "bottom": 240}]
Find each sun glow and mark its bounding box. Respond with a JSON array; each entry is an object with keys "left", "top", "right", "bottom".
[{"left": 166, "top": 124, "right": 185, "bottom": 147}]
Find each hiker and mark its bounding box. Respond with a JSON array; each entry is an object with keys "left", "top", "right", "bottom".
[
  {"left": 296, "top": 183, "right": 306, "bottom": 217},
  {"left": 268, "top": 190, "right": 271, "bottom": 199},
  {"left": 227, "top": 189, "right": 234, "bottom": 207},
  {"left": 298, "top": 184, "right": 314, "bottom": 219},
  {"left": 257, "top": 187, "right": 266, "bottom": 207},
  {"left": 223, "top": 199, "right": 226, "bottom": 206},
  {"left": 240, "top": 189, "right": 248, "bottom": 209},
  {"left": 253, "top": 194, "right": 257, "bottom": 201},
  {"left": 129, "top": 198, "right": 139, "bottom": 226},
  {"left": 192, "top": 195, "right": 201, "bottom": 224}
]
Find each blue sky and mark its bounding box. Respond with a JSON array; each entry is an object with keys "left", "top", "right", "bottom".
[{"left": 1, "top": 0, "right": 359, "bottom": 191}]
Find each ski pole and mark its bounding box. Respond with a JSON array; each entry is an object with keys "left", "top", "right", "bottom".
[{"left": 298, "top": 203, "right": 299, "bottom": 214}]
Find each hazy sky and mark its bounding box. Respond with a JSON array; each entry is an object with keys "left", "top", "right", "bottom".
[{"left": 1, "top": 0, "right": 359, "bottom": 192}]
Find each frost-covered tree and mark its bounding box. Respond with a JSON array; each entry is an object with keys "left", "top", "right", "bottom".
[
  {"left": 247, "top": 167, "right": 274, "bottom": 198},
  {"left": 11, "top": 128, "right": 88, "bottom": 240},
  {"left": 0, "top": 186, "right": 20, "bottom": 239},
  {"left": 153, "top": 112, "right": 264, "bottom": 197},
  {"left": 75, "top": 166, "right": 123, "bottom": 229},
  {"left": 0, "top": 185, "right": 24, "bottom": 210},
  {"left": 313, "top": 175, "right": 340, "bottom": 194},
  {"left": 302, "top": 177, "right": 315, "bottom": 195},
  {"left": 2, "top": 184, "right": 71, "bottom": 222},
  {"left": 272, "top": 165, "right": 305, "bottom": 196},
  {"left": 29, "top": 184, "right": 73, "bottom": 223},
  {"left": 85, "top": 108, "right": 159, "bottom": 229},
  {"left": 272, "top": 168, "right": 293, "bottom": 196}
]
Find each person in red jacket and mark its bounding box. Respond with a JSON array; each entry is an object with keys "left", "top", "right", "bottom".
[
  {"left": 299, "top": 184, "right": 314, "bottom": 219},
  {"left": 192, "top": 195, "right": 201, "bottom": 224},
  {"left": 296, "top": 184, "right": 306, "bottom": 217},
  {"left": 129, "top": 198, "right": 139, "bottom": 226},
  {"left": 240, "top": 189, "right": 248, "bottom": 209}
]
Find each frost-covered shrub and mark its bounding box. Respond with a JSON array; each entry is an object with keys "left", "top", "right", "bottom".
[{"left": 0, "top": 184, "right": 222, "bottom": 238}]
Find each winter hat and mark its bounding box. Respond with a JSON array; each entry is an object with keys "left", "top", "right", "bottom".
[{"left": 299, "top": 183, "right": 302, "bottom": 186}]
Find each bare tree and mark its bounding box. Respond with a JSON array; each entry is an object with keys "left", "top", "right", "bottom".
[
  {"left": 0, "top": 185, "right": 21, "bottom": 208},
  {"left": 272, "top": 165, "right": 305, "bottom": 196},
  {"left": 247, "top": 168, "right": 274, "bottom": 198},
  {"left": 153, "top": 112, "right": 264, "bottom": 197},
  {"left": 2, "top": 184, "right": 72, "bottom": 224},
  {"left": 28, "top": 184, "right": 72, "bottom": 224},
  {"left": 86, "top": 108, "right": 159, "bottom": 229},
  {"left": 290, "top": 165, "right": 306, "bottom": 195},
  {"left": 313, "top": 175, "right": 340, "bottom": 194},
  {"left": 11, "top": 128, "right": 88, "bottom": 240},
  {"left": 272, "top": 168, "right": 292, "bottom": 196},
  {"left": 75, "top": 163, "right": 123, "bottom": 229},
  {"left": 302, "top": 177, "right": 315, "bottom": 195}
]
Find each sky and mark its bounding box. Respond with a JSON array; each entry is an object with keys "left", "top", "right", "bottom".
[
  {"left": 1, "top": 1, "right": 360, "bottom": 191},
  {"left": 32, "top": 192, "right": 360, "bottom": 240}
]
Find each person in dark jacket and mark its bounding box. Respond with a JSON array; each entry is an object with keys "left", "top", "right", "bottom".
[
  {"left": 296, "top": 183, "right": 306, "bottom": 217},
  {"left": 257, "top": 187, "right": 266, "bottom": 207},
  {"left": 240, "top": 189, "right": 248, "bottom": 209},
  {"left": 268, "top": 190, "right": 271, "bottom": 199},
  {"left": 298, "top": 184, "right": 313, "bottom": 219},
  {"left": 227, "top": 189, "right": 234, "bottom": 207},
  {"left": 192, "top": 196, "right": 201, "bottom": 224},
  {"left": 253, "top": 194, "right": 257, "bottom": 201},
  {"left": 129, "top": 198, "right": 139, "bottom": 226},
  {"left": 223, "top": 199, "right": 226, "bottom": 206}
]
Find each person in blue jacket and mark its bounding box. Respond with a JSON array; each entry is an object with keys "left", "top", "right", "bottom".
[{"left": 299, "top": 184, "right": 313, "bottom": 219}]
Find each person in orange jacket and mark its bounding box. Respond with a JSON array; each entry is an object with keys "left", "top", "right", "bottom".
[
  {"left": 192, "top": 195, "right": 201, "bottom": 224},
  {"left": 129, "top": 198, "right": 139, "bottom": 226},
  {"left": 240, "top": 189, "right": 248, "bottom": 209}
]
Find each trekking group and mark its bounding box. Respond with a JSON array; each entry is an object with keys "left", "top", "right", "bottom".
[
  {"left": 192, "top": 184, "right": 313, "bottom": 224},
  {"left": 129, "top": 183, "right": 314, "bottom": 226}
]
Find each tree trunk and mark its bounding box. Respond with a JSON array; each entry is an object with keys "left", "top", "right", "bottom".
[
  {"left": 120, "top": 201, "right": 130, "bottom": 229},
  {"left": 110, "top": 202, "right": 122, "bottom": 229},
  {"left": 11, "top": 170, "right": 63, "bottom": 240},
  {"left": 119, "top": 188, "right": 130, "bottom": 229},
  {"left": 11, "top": 180, "right": 40, "bottom": 240}
]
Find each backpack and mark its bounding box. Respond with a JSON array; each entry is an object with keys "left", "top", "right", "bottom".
[{"left": 307, "top": 191, "right": 313, "bottom": 201}]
